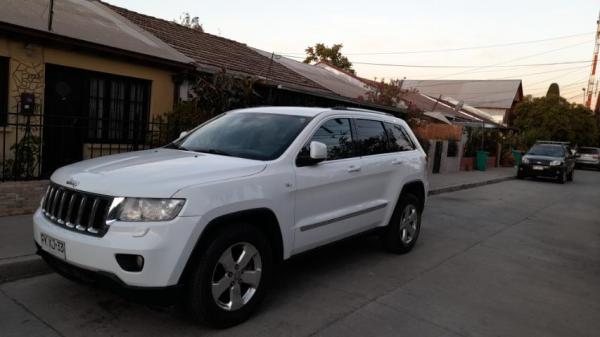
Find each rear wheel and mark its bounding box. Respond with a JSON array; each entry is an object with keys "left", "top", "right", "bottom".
[
  {"left": 381, "top": 193, "right": 422, "bottom": 254},
  {"left": 185, "top": 224, "right": 272, "bottom": 328}
]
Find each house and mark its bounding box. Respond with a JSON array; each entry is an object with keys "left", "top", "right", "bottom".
[
  {"left": 401, "top": 79, "right": 523, "bottom": 125},
  {"left": 105, "top": 2, "right": 402, "bottom": 114},
  {"left": 0, "top": 0, "right": 196, "bottom": 179}
]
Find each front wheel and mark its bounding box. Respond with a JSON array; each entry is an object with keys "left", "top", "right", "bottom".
[
  {"left": 381, "top": 193, "right": 422, "bottom": 254},
  {"left": 567, "top": 168, "right": 574, "bottom": 181},
  {"left": 185, "top": 224, "right": 272, "bottom": 328}
]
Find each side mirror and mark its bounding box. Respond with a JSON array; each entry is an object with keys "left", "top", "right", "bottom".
[
  {"left": 178, "top": 131, "right": 189, "bottom": 139},
  {"left": 310, "top": 141, "right": 327, "bottom": 161},
  {"left": 296, "top": 141, "right": 327, "bottom": 167}
]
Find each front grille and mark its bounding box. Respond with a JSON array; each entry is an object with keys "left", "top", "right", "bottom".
[
  {"left": 531, "top": 159, "right": 551, "bottom": 165},
  {"left": 41, "top": 184, "right": 113, "bottom": 237}
]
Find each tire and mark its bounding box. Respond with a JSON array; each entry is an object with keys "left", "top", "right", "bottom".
[
  {"left": 557, "top": 170, "right": 566, "bottom": 184},
  {"left": 381, "top": 193, "right": 422, "bottom": 254},
  {"left": 516, "top": 171, "right": 525, "bottom": 179},
  {"left": 185, "top": 224, "right": 273, "bottom": 328},
  {"left": 567, "top": 168, "right": 574, "bottom": 182}
]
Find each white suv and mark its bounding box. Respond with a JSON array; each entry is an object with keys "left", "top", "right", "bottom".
[{"left": 33, "top": 106, "right": 428, "bottom": 327}]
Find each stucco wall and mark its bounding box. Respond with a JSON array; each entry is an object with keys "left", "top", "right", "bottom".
[
  {"left": 0, "top": 36, "right": 176, "bottom": 118},
  {"left": 0, "top": 36, "right": 177, "bottom": 175}
]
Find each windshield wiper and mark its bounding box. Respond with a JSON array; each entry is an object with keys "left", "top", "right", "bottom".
[{"left": 164, "top": 143, "right": 188, "bottom": 151}]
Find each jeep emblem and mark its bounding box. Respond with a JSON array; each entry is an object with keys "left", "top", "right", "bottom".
[{"left": 66, "top": 178, "right": 79, "bottom": 188}]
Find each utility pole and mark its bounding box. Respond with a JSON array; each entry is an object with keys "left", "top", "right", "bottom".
[{"left": 585, "top": 11, "right": 600, "bottom": 109}]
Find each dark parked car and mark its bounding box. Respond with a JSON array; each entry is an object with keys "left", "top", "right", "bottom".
[
  {"left": 575, "top": 147, "right": 600, "bottom": 170},
  {"left": 517, "top": 142, "right": 575, "bottom": 183}
]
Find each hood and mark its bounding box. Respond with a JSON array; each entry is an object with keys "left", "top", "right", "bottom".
[
  {"left": 523, "top": 154, "right": 562, "bottom": 163},
  {"left": 51, "top": 149, "right": 267, "bottom": 197}
]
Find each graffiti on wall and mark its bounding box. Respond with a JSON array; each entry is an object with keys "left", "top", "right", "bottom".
[{"left": 10, "top": 59, "right": 44, "bottom": 114}]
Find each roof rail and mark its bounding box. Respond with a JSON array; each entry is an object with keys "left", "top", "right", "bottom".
[{"left": 331, "top": 106, "right": 395, "bottom": 117}]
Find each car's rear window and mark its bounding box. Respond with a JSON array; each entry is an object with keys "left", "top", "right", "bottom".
[{"left": 578, "top": 148, "right": 599, "bottom": 154}]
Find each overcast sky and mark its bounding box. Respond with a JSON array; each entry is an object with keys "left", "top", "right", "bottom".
[{"left": 107, "top": 0, "right": 599, "bottom": 102}]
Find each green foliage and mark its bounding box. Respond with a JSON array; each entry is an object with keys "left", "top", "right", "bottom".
[
  {"left": 546, "top": 83, "right": 560, "bottom": 97},
  {"left": 304, "top": 43, "right": 355, "bottom": 74},
  {"left": 1, "top": 133, "right": 41, "bottom": 179},
  {"left": 152, "top": 70, "right": 260, "bottom": 144},
  {"left": 513, "top": 95, "right": 599, "bottom": 148},
  {"left": 363, "top": 79, "right": 404, "bottom": 107},
  {"left": 176, "top": 12, "right": 203, "bottom": 31}
]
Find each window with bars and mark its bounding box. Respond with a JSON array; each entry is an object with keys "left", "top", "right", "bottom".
[
  {"left": 86, "top": 75, "right": 149, "bottom": 142},
  {"left": 0, "top": 57, "right": 8, "bottom": 126}
]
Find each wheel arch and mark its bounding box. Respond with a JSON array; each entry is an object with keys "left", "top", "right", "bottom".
[
  {"left": 178, "top": 208, "right": 284, "bottom": 285},
  {"left": 400, "top": 180, "right": 426, "bottom": 212}
]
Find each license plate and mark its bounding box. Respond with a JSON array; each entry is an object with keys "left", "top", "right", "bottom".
[
  {"left": 533, "top": 165, "right": 544, "bottom": 170},
  {"left": 40, "top": 233, "right": 66, "bottom": 260}
]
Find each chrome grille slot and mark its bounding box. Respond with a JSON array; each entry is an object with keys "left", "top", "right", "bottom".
[{"left": 41, "top": 183, "right": 113, "bottom": 237}]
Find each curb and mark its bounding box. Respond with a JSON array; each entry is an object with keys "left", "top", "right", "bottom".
[
  {"left": 0, "top": 175, "right": 515, "bottom": 284},
  {"left": 0, "top": 254, "right": 50, "bottom": 284},
  {"left": 429, "top": 176, "right": 515, "bottom": 196}
]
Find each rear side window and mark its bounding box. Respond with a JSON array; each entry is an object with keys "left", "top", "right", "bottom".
[
  {"left": 384, "top": 122, "right": 415, "bottom": 152},
  {"left": 355, "top": 119, "right": 388, "bottom": 156},
  {"left": 305, "top": 118, "right": 355, "bottom": 160}
]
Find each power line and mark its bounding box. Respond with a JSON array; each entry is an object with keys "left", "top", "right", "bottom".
[
  {"left": 281, "top": 54, "right": 592, "bottom": 69},
  {"left": 427, "top": 40, "right": 593, "bottom": 80},
  {"left": 281, "top": 31, "right": 595, "bottom": 56}
]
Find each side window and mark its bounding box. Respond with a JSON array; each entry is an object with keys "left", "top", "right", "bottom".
[
  {"left": 301, "top": 118, "right": 355, "bottom": 160},
  {"left": 384, "top": 122, "right": 415, "bottom": 152},
  {"left": 0, "top": 57, "right": 8, "bottom": 126},
  {"left": 356, "top": 119, "right": 388, "bottom": 156}
]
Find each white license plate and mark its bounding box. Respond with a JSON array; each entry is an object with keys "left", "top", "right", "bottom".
[
  {"left": 532, "top": 165, "right": 544, "bottom": 170},
  {"left": 40, "top": 233, "right": 66, "bottom": 260}
]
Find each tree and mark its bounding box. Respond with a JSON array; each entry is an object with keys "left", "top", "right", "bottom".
[
  {"left": 513, "top": 94, "right": 599, "bottom": 148},
  {"left": 176, "top": 12, "right": 203, "bottom": 31},
  {"left": 304, "top": 43, "right": 355, "bottom": 74},
  {"left": 546, "top": 83, "right": 560, "bottom": 97}
]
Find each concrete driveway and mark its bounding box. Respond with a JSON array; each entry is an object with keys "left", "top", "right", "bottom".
[{"left": 1, "top": 170, "right": 599, "bottom": 337}]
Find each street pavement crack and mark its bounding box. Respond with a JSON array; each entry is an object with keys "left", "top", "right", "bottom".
[{"left": 0, "top": 286, "right": 66, "bottom": 337}]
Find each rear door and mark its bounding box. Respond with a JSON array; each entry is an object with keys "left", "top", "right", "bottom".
[
  {"left": 355, "top": 119, "right": 421, "bottom": 227},
  {"left": 293, "top": 117, "right": 370, "bottom": 253}
]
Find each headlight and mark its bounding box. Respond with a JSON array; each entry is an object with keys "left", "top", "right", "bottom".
[
  {"left": 549, "top": 160, "right": 563, "bottom": 166},
  {"left": 109, "top": 198, "right": 185, "bottom": 222},
  {"left": 521, "top": 157, "right": 529, "bottom": 164}
]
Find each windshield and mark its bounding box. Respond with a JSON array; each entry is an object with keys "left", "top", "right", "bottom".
[
  {"left": 578, "top": 147, "right": 599, "bottom": 154},
  {"left": 172, "top": 112, "right": 311, "bottom": 161},
  {"left": 527, "top": 144, "right": 565, "bottom": 157}
]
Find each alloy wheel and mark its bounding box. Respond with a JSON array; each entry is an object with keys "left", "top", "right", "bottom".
[
  {"left": 211, "top": 242, "right": 262, "bottom": 311},
  {"left": 399, "top": 204, "right": 418, "bottom": 244}
]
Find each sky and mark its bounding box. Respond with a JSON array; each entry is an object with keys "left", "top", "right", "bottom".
[{"left": 107, "top": 0, "right": 600, "bottom": 103}]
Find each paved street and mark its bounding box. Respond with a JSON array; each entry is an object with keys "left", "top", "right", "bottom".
[{"left": 1, "top": 170, "right": 599, "bottom": 337}]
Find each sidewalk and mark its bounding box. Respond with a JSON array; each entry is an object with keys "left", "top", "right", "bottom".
[
  {"left": 429, "top": 167, "right": 516, "bottom": 195},
  {"left": 0, "top": 167, "right": 515, "bottom": 283}
]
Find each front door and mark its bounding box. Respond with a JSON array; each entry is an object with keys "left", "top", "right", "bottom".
[
  {"left": 43, "top": 64, "right": 87, "bottom": 176},
  {"left": 293, "top": 117, "right": 367, "bottom": 253}
]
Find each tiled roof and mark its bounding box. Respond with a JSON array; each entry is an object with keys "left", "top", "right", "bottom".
[
  {"left": 102, "top": 1, "right": 330, "bottom": 94},
  {"left": 0, "top": 0, "right": 194, "bottom": 65}
]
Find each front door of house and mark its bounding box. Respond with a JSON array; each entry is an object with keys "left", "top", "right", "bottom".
[{"left": 43, "top": 64, "right": 87, "bottom": 177}]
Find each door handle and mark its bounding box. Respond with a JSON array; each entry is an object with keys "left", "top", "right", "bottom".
[
  {"left": 391, "top": 159, "right": 403, "bottom": 165},
  {"left": 347, "top": 165, "right": 361, "bottom": 173}
]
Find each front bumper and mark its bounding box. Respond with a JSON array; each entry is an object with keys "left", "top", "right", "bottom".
[
  {"left": 33, "top": 208, "right": 203, "bottom": 287},
  {"left": 518, "top": 164, "right": 564, "bottom": 178}
]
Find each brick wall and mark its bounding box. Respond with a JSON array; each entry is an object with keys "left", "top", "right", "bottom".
[{"left": 0, "top": 180, "right": 48, "bottom": 217}]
